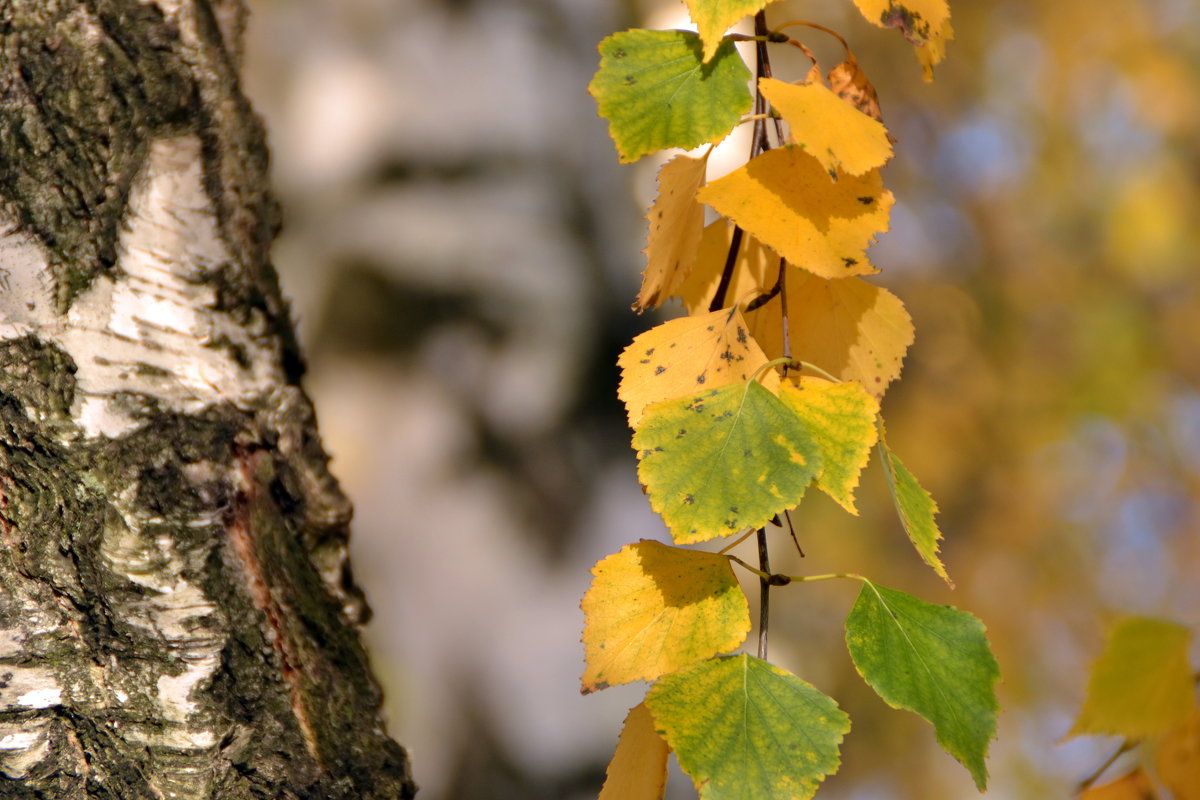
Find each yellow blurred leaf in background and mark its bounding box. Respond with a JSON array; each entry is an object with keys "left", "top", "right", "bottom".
[
  {"left": 1079, "top": 769, "right": 1160, "bottom": 800},
  {"left": 636, "top": 152, "right": 711, "bottom": 312},
  {"left": 1157, "top": 707, "right": 1200, "bottom": 800},
  {"left": 598, "top": 702, "right": 669, "bottom": 800}
]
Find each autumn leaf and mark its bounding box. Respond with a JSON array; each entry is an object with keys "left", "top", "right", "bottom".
[
  {"left": 1079, "top": 769, "right": 1161, "bottom": 800},
  {"left": 581, "top": 540, "right": 750, "bottom": 692},
  {"left": 828, "top": 54, "right": 884, "bottom": 122},
  {"left": 745, "top": 269, "right": 914, "bottom": 399},
  {"left": 590, "top": 29, "right": 752, "bottom": 163},
  {"left": 636, "top": 151, "right": 711, "bottom": 312},
  {"left": 848, "top": 0, "right": 953, "bottom": 81},
  {"left": 845, "top": 580, "right": 999, "bottom": 790},
  {"left": 674, "top": 220, "right": 779, "bottom": 315},
  {"left": 633, "top": 381, "right": 822, "bottom": 544},
  {"left": 618, "top": 306, "right": 779, "bottom": 428},
  {"left": 1070, "top": 616, "right": 1194, "bottom": 740},
  {"left": 777, "top": 378, "right": 879, "bottom": 514},
  {"left": 759, "top": 78, "right": 893, "bottom": 177},
  {"left": 1157, "top": 707, "right": 1200, "bottom": 800},
  {"left": 879, "top": 440, "right": 950, "bottom": 583},
  {"left": 683, "top": 0, "right": 769, "bottom": 63},
  {"left": 599, "top": 702, "right": 670, "bottom": 800},
  {"left": 646, "top": 654, "right": 850, "bottom": 800},
  {"left": 697, "top": 145, "right": 893, "bottom": 279}
]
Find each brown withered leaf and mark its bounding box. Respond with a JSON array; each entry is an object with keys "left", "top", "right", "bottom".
[{"left": 828, "top": 54, "right": 884, "bottom": 124}]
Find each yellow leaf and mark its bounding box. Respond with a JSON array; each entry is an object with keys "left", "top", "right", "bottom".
[
  {"left": 1157, "top": 707, "right": 1200, "bottom": 800},
  {"left": 1070, "top": 616, "right": 1194, "bottom": 740},
  {"left": 848, "top": 0, "right": 953, "bottom": 82},
  {"left": 778, "top": 378, "right": 879, "bottom": 513},
  {"left": 759, "top": 78, "right": 893, "bottom": 177},
  {"left": 1079, "top": 769, "right": 1160, "bottom": 800},
  {"left": 618, "top": 307, "right": 779, "bottom": 428},
  {"left": 599, "top": 702, "right": 669, "bottom": 800},
  {"left": 636, "top": 152, "right": 711, "bottom": 312},
  {"left": 697, "top": 145, "right": 893, "bottom": 279},
  {"left": 674, "top": 220, "right": 778, "bottom": 315},
  {"left": 747, "top": 269, "right": 914, "bottom": 399},
  {"left": 683, "top": 0, "right": 769, "bottom": 63},
  {"left": 581, "top": 540, "right": 751, "bottom": 692}
]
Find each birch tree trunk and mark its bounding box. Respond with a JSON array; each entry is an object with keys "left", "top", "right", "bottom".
[{"left": 0, "top": 1, "right": 416, "bottom": 797}]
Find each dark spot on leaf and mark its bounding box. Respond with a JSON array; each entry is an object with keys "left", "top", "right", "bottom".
[
  {"left": 696, "top": 374, "right": 706, "bottom": 384},
  {"left": 729, "top": 506, "right": 739, "bottom": 514},
  {"left": 624, "top": 75, "right": 636, "bottom": 85},
  {"left": 683, "top": 494, "right": 694, "bottom": 505},
  {"left": 736, "top": 326, "right": 747, "bottom": 343},
  {"left": 645, "top": 347, "right": 655, "bottom": 356},
  {"left": 655, "top": 365, "right": 666, "bottom": 375},
  {"left": 706, "top": 325, "right": 715, "bottom": 331},
  {"left": 640, "top": 358, "right": 650, "bottom": 364},
  {"left": 743, "top": 449, "right": 752, "bottom": 457},
  {"left": 843, "top": 257, "right": 858, "bottom": 267},
  {"left": 857, "top": 196, "right": 874, "bottom": 205},
  {"left": 676, "top": 429, "right": 687, "bottom": 438},
  {"left": 654, "top": 446, "right": 664, "bottom": 452},
  {"left": 613, "top": 48, "right": 626, "bottom": 58}
]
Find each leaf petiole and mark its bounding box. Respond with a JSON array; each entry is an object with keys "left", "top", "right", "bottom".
[{"left": 724, "top": 553, "right": 862, "bottom": 585}]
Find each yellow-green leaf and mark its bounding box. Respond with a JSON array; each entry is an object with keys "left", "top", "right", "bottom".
[
  {"left": 618, "top": 307, "right": 779, "bottom": 428},
  {"left": 683, "top": 0, "right": 770, "bottom": 63},
  {"left": 746, "top": 269, "right": 914, "bottom": 399},
  {"left": 845, "top": 580, "right": 999, "bottom": 790},
  {"left": 778, "top": 378, "right": 879, "bottom": 514},
  {"left": 634, "top": 381, "right": 822, "bottom": 544},
  {"left": 636, "top": 151, "right": 711, "bottom": 312},
  {"left": 590, "top": 29, "right": 752, "bottom": 163},
  {"left": 880, "top": 442, "right": 950, "bottom": 583},
  {"left": 581, "top": 540, "right": 750, "bottom": 692},
  {"left": 599, "top": 702, "right": 670, "bottom": 800},
  {"left": 759, "top": 78, "right": 893, "bottom": 177},
  {"left": 1070, "top": 616, "right": 1194, "bottom": 740},
  {"left": 848, "top": 0, "right": 953, "bottom": 81},
  {"left": 697, "top": 145, "right": 893, "bottom": 279},
  {"left": 646, "top": 654, "right": 850, "bottom": 800}
]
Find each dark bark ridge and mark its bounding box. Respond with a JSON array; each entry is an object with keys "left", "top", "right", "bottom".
[{"left": 0, "top": 2, "right": 416, "bottom": 798}]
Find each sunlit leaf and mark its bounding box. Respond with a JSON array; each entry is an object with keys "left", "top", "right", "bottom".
[
  {"left": 848, "top": 0, "right": 953, "bottom": 81},
  {"left": 1070, "top": 616, "right": 1194, "bottom": 740},
  {"left": 618, "top": 307, "right": 779, "bottom": 428},
  {"left": 599, "top": 702, "right": 670, "bottom": 800},
  {"left": 880, "top": 441, "right": 950, "bottom": 583},
  {"left": 759, "top": 78, "right": 893, "bottom": 177},
  {"left": 778, "top": 378, "right": 879, "bottom": 514},
  {"left": 1157, "top": 707, "right": 1200, "bottom": 800},
  {"left": 683, "top": 0, "right": 770, "bottom": 63},
  {"left": 1078, "top": 769, "right": 1160, "bottom": 800},
  {"left": 746, "top": 269, "right": 914, "bottom": 399},
  {"left": 590, "top": 29, "right": 752, "bottom": 163},
  {"left": 634, "top": 381, "right": 822, "bottom": 544},
  {"left": 636, "top": 151, "right": 711, "bottom": 312},
  {"left": 697, "top": 145, "right": 893, "bottom": 279},
  {"left": 845, "top": 580, "right": 999, "bottom": 790},
  {"left": 647, "top": 654, "right": 850, "bottom": 800},
  {"left": 581, "top": 540, "right": 750, "bottom": 692},
  {"left": 674, "top": 220, "right": 779, "bottom": 315}
]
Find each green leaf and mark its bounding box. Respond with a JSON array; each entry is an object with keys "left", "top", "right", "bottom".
[
  {"left": 880, "top": 443, "right": 951, "bottom": 585},
  {"left": 844, "top": 581, "right": 999, "bottom": 790},
  {"left": 589, "top": 29, "right": 753, "bottom": 163},
  {"left": 1069, "top": 616, "right": 1194, "bottom": 740},
  {"left": 646, "top": 654, "right": 849, "bottom": 800},
  {"left": 634, "top": 381, "right": 822, "bottom": 544}
]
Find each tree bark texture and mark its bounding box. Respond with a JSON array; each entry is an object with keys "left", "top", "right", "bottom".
[{"left": 0, "top": 1, "right": 416, "bottom": 797}]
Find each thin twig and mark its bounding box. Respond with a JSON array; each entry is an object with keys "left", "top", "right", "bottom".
[
  {"left": 756, "top": 528, "right": 770, "bottom": 659},
  {"left": 1074, "top": 741, "right": 1135, "bottom": 795}
]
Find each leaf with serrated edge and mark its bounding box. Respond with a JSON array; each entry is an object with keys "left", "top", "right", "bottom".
[
  {"left": 599, "top": 702, "right": 670, "bottom": 800},
  {"left": 1157, "top": 707, "right": 1200, "bottom": 800},
  {"left": 746, "top": 268, "right": 914, "bottom": 399},
  {"left": 581, "top": 540, "right": 750, "bottom": 692},
  {"left": 760, "top": 78, "right": 892, "bottom": 177},
  {"left": 848, "top": 0, "right": 953, "bottom": 82},
  {"left": 636, "top": 152, "right": 711, "bottom": 312},
  {"left": 879, "top": 442, "right": 950, "bottom": 583},
  {"left": 619, "top": 307, "right": 779, "bottom": 428},
  {"left": 1070, "top": 616, "right": 1194, "bottom": 740},
  {"left": 778, "top": 378, "right": 879, "bottom": 514},
  {"left": 647, "top": 654, "right": 850, "bottom": 800},
  {"left": 683, "top": 0, "right": 769, "bottom": 62},
  {"left": 845, "top": 580, "right": 999, "bottom": 790},
  {"left": 634, "top": 381, "right": 822, "bottom": 544},
  {"left": 590, "top": 29, "right": 752, "bottom": 163},
  {"left": 1078, "top": 769, "right": 1159, "bottom": 800},
  {"left": 697, "top": 145, "right": 893, "bottom": 279}
]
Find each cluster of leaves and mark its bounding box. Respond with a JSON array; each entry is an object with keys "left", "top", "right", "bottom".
[
  {"left": 580, "top": 1, "right": 1001, "bottom": 799},
  {"left": 1071, "top": 617, "right": 1200, "bottom": 799}
]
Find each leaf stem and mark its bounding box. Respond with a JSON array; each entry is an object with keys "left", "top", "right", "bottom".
[
  {"left": 794, "top": 361, "right": 841, "bottom": 383},
  {"left": 717, "top": 529, "right": 755, "bottom": 554},
  {"left": 771, "top": 20, "right": 851, "bottom": 53},
  {"left": 1073, "top": 740, "right": 1135, "bottom": 795},
  {"left": 725, "top": 553, "right": 863, "bottom": 585}
]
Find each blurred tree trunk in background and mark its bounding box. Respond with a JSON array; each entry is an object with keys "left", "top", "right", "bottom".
[{"left": 0, "top": 1, "right": 414, "bottom": 797}]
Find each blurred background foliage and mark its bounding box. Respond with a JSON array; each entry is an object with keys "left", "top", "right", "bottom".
[{"left": 241, "top": 0, "right": 1200, "bottom": 797}]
